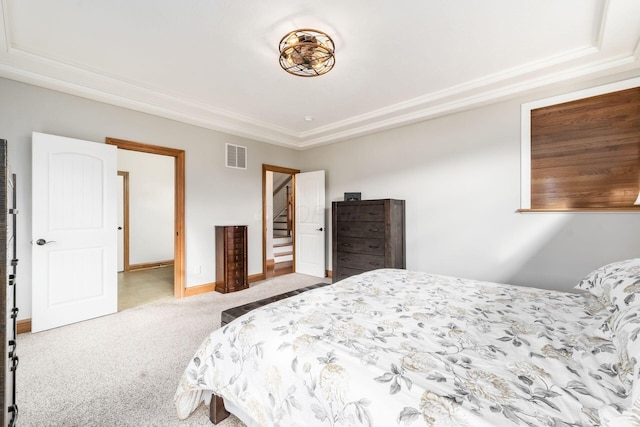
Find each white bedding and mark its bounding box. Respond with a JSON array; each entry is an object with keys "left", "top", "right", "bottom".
[{"left": 175, "top": 268, "right": 633, "bottom": 426}]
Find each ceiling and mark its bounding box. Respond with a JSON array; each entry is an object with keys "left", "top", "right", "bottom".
[{"left": 1, "top": 1, "right": 639, "bottom": 150}]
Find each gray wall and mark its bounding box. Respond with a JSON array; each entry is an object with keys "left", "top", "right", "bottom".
[
  {"left": 299, "top": 71, "right": 640, "bottom": 292},
  {"left": 0, "top": 77, "right": 300, "bottom": 320},
  {"left": 3, "top": 68, "right": 640, "bottom": 321}
]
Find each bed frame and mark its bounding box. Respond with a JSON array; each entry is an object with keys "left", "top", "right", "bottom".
[{"left": 210, "top": 281, "right": 331, "bottom": 423}]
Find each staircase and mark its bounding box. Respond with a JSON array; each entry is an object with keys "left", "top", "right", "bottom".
[
  {"left": 272, "top": 177, "right": 293, "bottom": 276},
  {"left": 272, "top": 235, "right": 293, "bottom": 276}
]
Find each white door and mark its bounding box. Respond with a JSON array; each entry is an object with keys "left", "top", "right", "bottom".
[
  {"left": 295, "top": 170, "right": 325, "bottom": 277},
  {"left": 32, "top": 132, "right": 118, "bottom": 332}
]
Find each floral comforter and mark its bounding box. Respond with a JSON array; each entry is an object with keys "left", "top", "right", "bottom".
[{"left": 175, "top": 269, "right": 630, "bottom": 426}]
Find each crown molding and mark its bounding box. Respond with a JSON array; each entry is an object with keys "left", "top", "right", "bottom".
[{"left": 0, "top": 0, "right": 638, "bottom": 150}]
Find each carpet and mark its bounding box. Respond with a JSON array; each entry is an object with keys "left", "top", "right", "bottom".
[{"left": 16, "top": 273, "right": 330, "bottom": 426}]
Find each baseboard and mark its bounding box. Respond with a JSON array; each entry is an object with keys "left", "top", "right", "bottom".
[
  {"left": 326, "top": 269, "right": 332, "bottom": 278},
  {"left": 184, "top": 273, "right": 265, "bottom": 297},
  {"left": 127, "top": 260, "right": 174, "bottom": 271},
  {"left": 248, "top": 272, "right": 265, "bottom": 283},
  {"left": 266, "top": 259, "right": 275, "bottom": 278},
  {"left": 19, "top": 270, "right": 290, "bottom": 332},
  {"left": 183, "top": 282, "right": 215, "bottom": 297},
  {"left": 17, "top": 318, "right": 31, "bottom": 334}
]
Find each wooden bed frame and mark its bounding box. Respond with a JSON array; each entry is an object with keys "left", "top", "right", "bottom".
[
  {"left": 209, "top": 281, "right": 331, "bottom": 424},
  {"left": 210, "top": 396, "right": 229, "bottom": 424}
]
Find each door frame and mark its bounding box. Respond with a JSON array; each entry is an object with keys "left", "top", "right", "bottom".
[
  {"left": 106, "top": 137, "right": 186, "bottom": 298},
  {"left": 117, "top": 171, "right": 130, "bottom": 272},
  {"left": 262, "top": 164, "right": 300, "bottom": 278}
]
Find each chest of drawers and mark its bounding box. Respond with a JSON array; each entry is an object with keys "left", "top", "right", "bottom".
[
  {"left": 332, "top": 199, "right": 405, "bottom": 283},
  {"left": 215, "top": 225, "right": 248, "bottom": 293}
]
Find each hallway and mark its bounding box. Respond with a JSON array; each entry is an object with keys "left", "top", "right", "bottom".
[{"left": 117, "top": 266, "right": 174, "bottom": 311}]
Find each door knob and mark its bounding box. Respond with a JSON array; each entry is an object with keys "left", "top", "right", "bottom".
[
  {"left": 316, "top": 227, "right": 324, "bottom": 231},
  {"left": 35, "top": 239, "right": 55, "bottom": 246}
]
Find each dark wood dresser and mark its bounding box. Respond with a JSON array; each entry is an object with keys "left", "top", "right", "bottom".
[
  {"left": 215, "top": 225, "right": 248, "bottom": 293},
  {"left": 0, "top": 139, "right": 17, "bottom": 426},
  {"left": 332, "top": 199, "right": 405, "bottom": 283}
]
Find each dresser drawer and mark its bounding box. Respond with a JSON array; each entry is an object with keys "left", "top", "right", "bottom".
[
  {"left": 334, "top": 221, "right": 385, "bottom": 238},
  {"left": 335, "top": 252, "right": 384, "bottom": 270},
  {"left": 335, "top": 236, "right": 384, "bottom": 255},
  {"left": 334, "top": 266, "right": 369, "bottom": 282},
  {"left": 335, "top": 204, "right": 385, "bottom": 222}
]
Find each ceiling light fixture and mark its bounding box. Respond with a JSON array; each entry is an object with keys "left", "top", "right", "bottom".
[{"left": 278, "top": 28, "right": 335, "bottom": 77}]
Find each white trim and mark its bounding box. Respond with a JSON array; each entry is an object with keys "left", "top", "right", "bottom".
[{"left": 520, "top": 76, "right": 640, "bottom": 209}]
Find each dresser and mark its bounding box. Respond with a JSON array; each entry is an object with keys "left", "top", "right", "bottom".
[
  {"left": 332, "top": 199, "right": 405, "bottom": 283},
  {"left": 215, "top": 225, "right": 248, "bottom": 293},
  {"left": 0, "top": 139, "right": 17, "bottom": 426}
]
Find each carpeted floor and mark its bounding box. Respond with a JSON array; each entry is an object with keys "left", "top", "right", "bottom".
[{"left": 16, "top": 273, "right": 331, "bottom": 426}]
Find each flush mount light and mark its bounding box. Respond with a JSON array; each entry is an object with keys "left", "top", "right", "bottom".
[{"left": 278, "top": 28, "right": 335, "bottom": 77}]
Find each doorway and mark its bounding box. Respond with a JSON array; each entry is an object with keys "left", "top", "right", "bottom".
[
  {"left": 262, "top": 164, "right": 300, "bottom": 278},
  {"left": 106, "top": 137, "right": 186, "bottom": 298}
]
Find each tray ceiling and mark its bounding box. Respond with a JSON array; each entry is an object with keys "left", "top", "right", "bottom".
[{"left": 1, "top": 0, "right": 639, "bottom": 149}]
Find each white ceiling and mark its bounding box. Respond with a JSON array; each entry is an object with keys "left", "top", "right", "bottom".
[{"left": 1, "top": 0, "right": 639, "bottom": 149}]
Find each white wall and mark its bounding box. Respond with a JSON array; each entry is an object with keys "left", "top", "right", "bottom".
[
  {"left": 0, "top": 77, "right": 300, "bottom": 320},
  {"left": 117, "top": 149, "right": 174, "bottom": 265},
  {"left": 299, "top": 70, "right": 640, "bottom": 293}
]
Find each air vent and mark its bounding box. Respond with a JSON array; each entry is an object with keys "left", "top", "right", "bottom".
[{"left": 226, "top": 143, "right": 247, "bottom": 169}]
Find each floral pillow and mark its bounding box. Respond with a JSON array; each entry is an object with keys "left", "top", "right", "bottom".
[{"left": 575, "top": 258, "right": 640, "bottom": 312}]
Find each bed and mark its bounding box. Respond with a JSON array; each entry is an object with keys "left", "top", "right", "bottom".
[{"left": 175, "top": 261, "right": 640, "bottom": 426}]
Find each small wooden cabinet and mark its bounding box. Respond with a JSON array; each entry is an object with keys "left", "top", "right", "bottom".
[
  {"left": 215, "top": 225, "right": 248, "bottom": 293},
  {"left": 332, "top": 199, "right": 405, "bottom": 283}
]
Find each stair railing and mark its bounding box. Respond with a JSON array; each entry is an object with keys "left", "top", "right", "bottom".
[{"left": 273, "top": 176, "right": 293, "bottom": 237}]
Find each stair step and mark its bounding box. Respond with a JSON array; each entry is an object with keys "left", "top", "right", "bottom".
[
  {"left": 273, "top": 236, "right": 292, "bottom": 244},
  {"left": 273, "top": 241, "right": 292, "bottom": 248},
  {"left": 275, "top": 254, "right": 293, "bottom": 262},
  {"left": 274, "top": 249, "right": 293, "bottom": 257}
]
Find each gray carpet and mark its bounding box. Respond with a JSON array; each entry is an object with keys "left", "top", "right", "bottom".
[{"left": 17, "top": 273, "right": 331, "bottom": 427}]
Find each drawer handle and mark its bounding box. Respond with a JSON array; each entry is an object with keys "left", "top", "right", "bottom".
[
  {"left": 341, "top": 258, "right": 350, "bottom": 262},
  {"left": 369, "top": 212, "right": 379, "bottom": 215},
  {"left": 342, "top": 243, "right": 351, "bottom": 247},
  {"left": 369, "top": 245, "right": 379, "bottom": 249},
  {"left": 369, "top": 262, "right": 381, "bottom": 266},
  {"left": 369, "top": 228, "right": 379, "bottom": 232},
  {"left": 341, "top": 227, "right": 350, "bottom": 231}
]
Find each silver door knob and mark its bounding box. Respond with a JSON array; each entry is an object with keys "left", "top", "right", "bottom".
[{"left": 35, "top": 239, "right": 55, "bottom": 246}]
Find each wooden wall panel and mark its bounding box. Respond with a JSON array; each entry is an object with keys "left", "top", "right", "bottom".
[{"left": 530, "top": 87, "right": 640, "bottom": 209}]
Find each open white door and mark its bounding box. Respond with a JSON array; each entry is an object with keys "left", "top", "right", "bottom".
[
  {"left": 295, "top": 170, "right": 325, "bottom": 277},
  {"left": 32, "top": 132, "right": 117, "bottom": 332}
]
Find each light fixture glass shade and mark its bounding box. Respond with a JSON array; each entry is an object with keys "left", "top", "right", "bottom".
[
  {"left": 279, "top": 29, "right": 335, "bottom": 77},
  {"left": 634, "top": 190, "right": 640, "bottom": 205}
]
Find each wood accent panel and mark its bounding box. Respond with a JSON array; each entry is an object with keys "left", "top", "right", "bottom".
[
  {"left": 183, "top": 273, "right": 264, "bottom": 297},
  {"left": 106, "top": 137, "right": 186, "bottom": 298},
  {"left": 530, "top": 87, "right": 640, "bottom": 209}
]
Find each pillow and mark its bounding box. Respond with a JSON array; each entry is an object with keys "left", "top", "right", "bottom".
[{"left": 575, "top": 259, "right": 640, "bottom": 310}]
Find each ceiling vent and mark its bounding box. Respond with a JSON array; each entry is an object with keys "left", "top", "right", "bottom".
[{"left": 226, "top": 143, "right": 247, "bottom": 170}]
